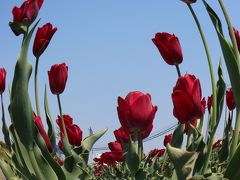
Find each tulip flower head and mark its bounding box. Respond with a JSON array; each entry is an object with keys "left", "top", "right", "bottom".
[
  {"left": 33, "top": 23, "right": 57, "bottom": 58},
  {"left": 207, "top": 95, "right": 213, "bottom": 113},
  {"left": 12, "top": 0, "right": 43, "bottom": 24},
  {"left": 226, "top": 88, "right": 236, "bottom": 111},
  {"left": 152, "top": 32, "right": 183, "bottom": 65},
  {"left": 48, "top": 63, "right": 68, "bottom": 95},
  {"left": 34, "top": 113, "right": 53, "bottom": 152},
  {"left": 56, "top": 114, "right": 82, "bottom": 147},
  {"left": 233, "top": 27, "right": 240, "bottom": 52},
  {"left": 117, "top": 91, "right": 157, "bottom": 133},
  {"left": 164, "top": 133, "right": 173, "bottom": 147},
  {"left": 0, "top": 68, "right": 6, "bottom": 94},
  {"left": 172, "top": 74, "right": 205, "bottom": 123}
]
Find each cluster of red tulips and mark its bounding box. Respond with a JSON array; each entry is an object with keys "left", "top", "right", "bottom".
[{"left": 1, "top": 0, "right": 240, "bottom": 179}]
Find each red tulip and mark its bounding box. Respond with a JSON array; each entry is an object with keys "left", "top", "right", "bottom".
[
  {"left": 148, "top": 149, "right": 165, "bottom": 158},
  {"left": 114, "top": 127, "right": 129, "bottom": 144},
  {"left": 0, "top": 68, "right": 6, "bottom": 94},
  {"left": 184, "top": 118, "right": 198, "bottom": 134},
  {"left": 48, "top": 63, "right": 68, "bottom": 95},
  {"left": 172, "top": 74, "right": 205, "bottom": 123},
  {"left": 65, "top": 124, "right": 82, "bottom": 146},
  {"left": 164, "top": 133, "right": 173, "bottom": 147},
  {"left": 117, "top": 91, "right": 157, "bottom": 133},
  {"left": 233, "top": 27, "right": 240, "bottom": 52},
  {"left": 226, "top": 88, "right": 236, "bottom": 111},
  {"left": 108, "top": 141, "right": 123, "bottom": 152},
  {"left": 98, "top": 151, "right": 123, "bottom": 166},
  {"left": 56, "top": 114, "right": 73, "bottom": 130},
  {"left": 56, "top": 114, "right": 82, "bottom": 147},
  {"left": 181, "top": 0, "right": 197, "bottom": 4},
  {"left": 12, "top": 0, "right": 43, "bottom": 24},
  {"left": 34, "top": 113, "right": 52, "bottom": 152},
  {"left": 152, "top": 32, "right": 183, "bottom": 65},
  {"left": 33, "top": 23, "right": 57, "bottom": 58},
  {"left": 207, "top": 95, "right": 213, "bottom": 113},
  {"left": 212, "top": 139, "right": 223, "bottom": 149}
]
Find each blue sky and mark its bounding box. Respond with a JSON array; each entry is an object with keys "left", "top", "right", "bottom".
[{"left": 0, "top": 1, "right": 240, "bottom": 157}]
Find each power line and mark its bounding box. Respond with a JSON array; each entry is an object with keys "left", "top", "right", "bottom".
[{"left": 92, "top": 123, "right": 178, "bottom": 152}]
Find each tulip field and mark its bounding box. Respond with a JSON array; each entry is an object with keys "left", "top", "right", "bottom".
[{"left": 1, "top": 0, "right": 240, "bottom": 179}]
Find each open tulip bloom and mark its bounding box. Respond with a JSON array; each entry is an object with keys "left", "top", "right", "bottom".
[{"left": 1, "top": 0, "right": 240, "bottom": 179}]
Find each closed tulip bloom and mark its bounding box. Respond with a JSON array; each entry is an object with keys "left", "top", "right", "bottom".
[
  {"left": 172, "top": 74, "right": 205, "bottom": 123},
  {"left": 233, "top": 27, "right": 240, "bottom": 52},
  {"left": 181, "top": 0, "right": 197, "bottom": 4},
  {"left": 48, "top": 63, "right": 68, "bottom": 95},
  {"left": 34, "top": 113, "right": 52, "bottom": 152},
  {"left": 152, "top": 32, "right": 183, "bottom": 65},
  {"left": 207, "top": 95, "right": 213, "bottom": 113},
  {"left": 0, "top": 68, "right": 6, "bottom": 94},
  {"left": 108, "top": 141, "right": 123, "bottom": 152},
  {"left": 164, "top": 133, "right": 173, "bottom": 147},
  {"left": 65, "top": 124, "right": 82, "bottom": 146},
  {"left": 33, "top": 23, "right": 57, "bottom": 58},
  {"left": 56, "top": 114, "right": 82, "bottom": 146},
  {"left": 114, "top": 127, "right": 129, "bottom": 144},
  {"left": 148, "top": 149, "right": 165, "bottom": 158},
  {"left": 226, "top": 88, "right": 236, "bottom": 111},
  {"left": 12, "top": 0, "right": 43, "bottom": 24},
  {"left": 117, "top": 91, "right": 157, "bottom": 133}
]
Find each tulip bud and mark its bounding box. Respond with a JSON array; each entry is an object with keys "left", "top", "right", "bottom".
[
  {"left": 180, "top": 0, "right": 197, "bottom": 4},
  {"left": 10, "top": 0, "right": 43, "bottom": 36},
  {"left": 164, "top": 133, "right": 173, "bottom": 147},
  {"left": 0, "top": 68, "right": 6, "bottom": 94},
  {"left": 56, "top": 114, "right": 82, "bottom": 146},
  {"left": 48, "top": 63, "right": 68, "bottom": 95},
  {"left": 226, "top": 88, "right": 236, "bottom": 111},
  {"left": 152, "top": 32, "right": 183, "bottom": 65},
  {"left": 207, "top": 95, "right": 213, "bottom": 113},
  {"left": 117, "top": 91, "right": 157, "bottom": 133},
  {"left": 34, "top": 113, "right": 52, "bottom": 152},
  {"left": 233, "top": 27, "right": 240, "bottom": 52},
  {"left": 108, "top": 141, "right": 123, "bottom": 152},
  {"left": 33, "top": 23, "right": 57, "bottom": 58},
  {"left": 172, "top": 74, "right": 204, "bottom": 123}
]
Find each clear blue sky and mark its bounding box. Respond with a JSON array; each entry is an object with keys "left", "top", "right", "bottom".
[{"left": 0, "top": 1, "right": 239, "bottom": 156}]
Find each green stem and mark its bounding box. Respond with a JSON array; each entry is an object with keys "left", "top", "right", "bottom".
[
  {"left": 198, "top": 117, "right": 204, "bottom": 134},
  {"left": 218, "top": 0, "right": 240, "bottom": 63},
  {"left": 218, "top": 0, "right": 240, "bottom": 159},
  {"left": 175, "top": 64, "right": 182, "bottom": 78},
  {"left": 28, "top": 150, "right": 44, "bottom": 179},
  {"left": 57, "top": 94, "right": 71, "bottom": 155},
  {"left": 187, "top": 4, "right": 217, "bottom": 174},
  {"left": 230, "top": 108, "right": 240, "bottom": 159},
  {"left": 34, "top": 57, "right": 41, "bottom": 117},
  {"left": 186, "top": 133, "right": 191, "bottom": 148},
  {"left": 137, "top": 131, "right": 143, "bottom": 160}
]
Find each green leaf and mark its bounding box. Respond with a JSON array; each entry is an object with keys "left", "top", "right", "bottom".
[
  {"left": 9, "top": 125, "right": 36, "bottom": 178},
  {"left": 203, "top": 0, "right": 240, "bottom": 107},
  {"left": 44, "top": 85, "right": 56, "bottom": 152},
  {"left": 166, "top": 143, "right": 198, "bottom": 179},
  {"left": 213, "top": 60, "right": 226, "bottom": 131},
  {"left": 224, "top": 140, "right": 240, "bottom": 179},
  {"left": 171, "top": 124, "right": 185, "bottom": 148},
  {"left": 10, "top": 19, "right": 40, "bottom": 150}
]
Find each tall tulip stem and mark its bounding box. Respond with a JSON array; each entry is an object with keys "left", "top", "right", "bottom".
[
  {"left": 175, "top": 65, "right": 182, "bottom": 77},
  {"left": 218, "top": 0, "right": 240, "bottom": 159},
  {"left": 34, "top": 57, "right": 41, "bottom": 117},
  {"left": 187, "top": 3, "right": 217, "bottom": 174},
  {"left": 137, "top": 131, "right": 143, "bottom": 160},
  {"left": 57, "top": 94, "right": 70, "bottom": 151}
]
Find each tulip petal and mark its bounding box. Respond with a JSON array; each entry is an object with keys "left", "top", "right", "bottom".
[
  {"left": 172, "top": 90, "right": 193, "bottom": 123},
  {"left": 192, "top": 79, "right": 203, "bottom": 117}
]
